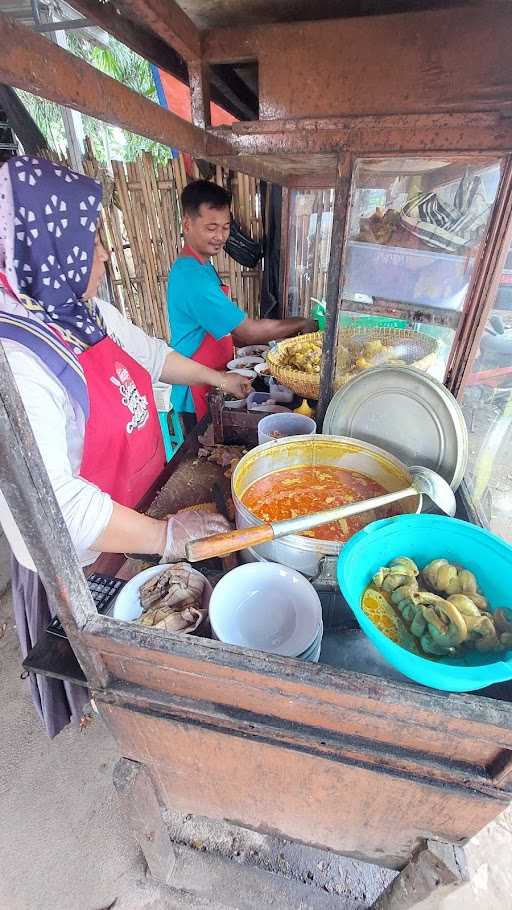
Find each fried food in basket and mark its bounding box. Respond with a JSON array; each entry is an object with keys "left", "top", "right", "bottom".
[
  {"left": 282, "top": 340, "right": 322, "bottom": 375},
  {"left": 280, "top": 335, "right": 406, "bottom": 379}
]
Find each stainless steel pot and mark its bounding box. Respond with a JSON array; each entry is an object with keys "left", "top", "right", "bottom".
[{"left": 231, "top": 434, "right": 421, "bottom": 578}]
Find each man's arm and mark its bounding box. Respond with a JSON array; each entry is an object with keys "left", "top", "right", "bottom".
[{"left": 232, "top": 316, "right": 317, "bottom": 346}]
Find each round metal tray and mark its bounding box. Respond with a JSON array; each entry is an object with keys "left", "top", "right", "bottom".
[{"left": 322, "top": 365, "right": 468, "bottom": 490}]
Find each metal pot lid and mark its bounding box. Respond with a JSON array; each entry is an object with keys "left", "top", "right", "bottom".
[{"left": 322, "top": 366, "right": 468, "bottom": 490}]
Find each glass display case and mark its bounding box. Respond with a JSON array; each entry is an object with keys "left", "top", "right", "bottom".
[
  {"left": 285, "top": 188, "right": 334, "bottom": 317},
  {"left": 333, "top": 156, "right": 503, "bottom": 385},
  {"left": 343, "top": 158, "right": 502, "bottom": 310},
  {"left": 284, "top": 155, "right": 511, "bottom": 541},
  {"left": 462, "top": 240, "right": 512, "bottom": 543}
]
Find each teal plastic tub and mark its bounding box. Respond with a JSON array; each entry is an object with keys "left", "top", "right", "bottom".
[{"left": 337, "top": 514, "right": 512, "bottom": 692}]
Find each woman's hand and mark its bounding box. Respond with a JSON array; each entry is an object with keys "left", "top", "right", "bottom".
[
  {"left": 162, "top": 509, "right": 231, "bottom": 562},
  {"left": 161, "top": 350, "right": 253, "bottom": 397},
  {"left": 217, "top": 371, "right": 253, "bottom": 399}
]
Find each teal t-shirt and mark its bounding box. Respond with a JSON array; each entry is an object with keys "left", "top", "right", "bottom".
[{"left": 167, "top": 256, "right": 246, "bottom": 413}]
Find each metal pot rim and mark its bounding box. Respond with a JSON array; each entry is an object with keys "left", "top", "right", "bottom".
[{"left": 232, "top": 434, "right": 422, "bottom": 555}]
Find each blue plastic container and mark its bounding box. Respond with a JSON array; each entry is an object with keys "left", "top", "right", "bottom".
[{"left": 337, "top": 514, "right": 512, "bottom": 692}]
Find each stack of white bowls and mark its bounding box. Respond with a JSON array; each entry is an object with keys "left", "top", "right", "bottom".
[{"left": 209, "top": 563, "right": 323, "bottom": 662}]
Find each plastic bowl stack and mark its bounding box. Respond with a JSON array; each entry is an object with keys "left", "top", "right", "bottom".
[{"left": 209, "top": 563, "right": 323, "bottom": 661}]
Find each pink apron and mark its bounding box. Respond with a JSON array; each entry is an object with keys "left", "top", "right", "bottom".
[
  {"left": 179, "top": 244, "right": 234, "bottom": 420},
  {"left": 79, "top": 336, "right": 165, "bottom": 506}
]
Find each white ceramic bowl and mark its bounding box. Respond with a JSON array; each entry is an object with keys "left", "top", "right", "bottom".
[
  {"left": 209, "top": 562, "right": 322, "bottom": 657},
  {"left": 227, "top": 356, "right": 265, "bottom": 370},
  {"left": 237, "top": 345, "right": 270, "bottom": 357},
  {"left": 297, "top": 622, "right": 323, "bottom": 659},
  {"left": 113, "top": 564, "right": 212, "bottom": 622},
  {"left": 254, "top": 362, "right": 271, "bottom": 385},
  {"left": 230, "top": 367, "right": 257, "bottom": 380}
]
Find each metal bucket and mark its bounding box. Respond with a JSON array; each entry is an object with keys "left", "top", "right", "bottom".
[{"left": 231, "top": 434, "right": 421, "bottom": 578}]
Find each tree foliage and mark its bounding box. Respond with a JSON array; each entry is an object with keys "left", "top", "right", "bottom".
[{"left": 17, "top": 32, "right": 173, "bottom": 164}]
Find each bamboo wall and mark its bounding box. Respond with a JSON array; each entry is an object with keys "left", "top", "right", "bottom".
[{"left": 84, "top": 153, "right": 264, "bottom": 342}]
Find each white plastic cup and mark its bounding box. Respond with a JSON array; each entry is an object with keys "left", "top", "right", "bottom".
[{"left": 257, "top": 412, "right": 317, "bottom": 445}]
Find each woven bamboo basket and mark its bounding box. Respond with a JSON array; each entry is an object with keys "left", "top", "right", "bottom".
[{"left": 266, "top": 329, "right": 439, "bottom": 400}]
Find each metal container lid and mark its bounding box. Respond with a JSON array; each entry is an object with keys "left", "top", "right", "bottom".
[{"left": 322, "top": 366, "right": 468, "bottom": 490}]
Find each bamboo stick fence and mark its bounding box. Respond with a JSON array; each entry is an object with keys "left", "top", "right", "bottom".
[{"left": 82, "top": 153, "right": 264, "bottom": 341}]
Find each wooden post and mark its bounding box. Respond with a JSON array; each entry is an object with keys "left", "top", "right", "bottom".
[
  {"left": 0, "top": 343, "right": 107, "bottom": 687},
  {"left": 113, "top": 758, "right": 177, "bottom": 885},
  {"left": 446, "top": 154, "right": 512, "bottom": 397},
  {"left": 189, "top": 61, "right": 212, "bottom": 130},
  {"left": 370, "top": 840, "right": 469, "bottom": 909},
  {"left": 317, "top": 154, "right": 353, "bottom": 426},
  {"left": 209, "top": 389, "right": 225, "bottom": 444},
  {"left": 279, "top": 187, "right": 290, "bottom": 316}
]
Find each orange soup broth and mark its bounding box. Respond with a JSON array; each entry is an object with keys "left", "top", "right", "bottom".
[{"left": 241, "top": 466, "right": 401, "bottom": 542}]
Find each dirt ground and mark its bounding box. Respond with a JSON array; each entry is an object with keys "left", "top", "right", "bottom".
[{"left": 1, "top": 530, "right": 512, "bottom": 910}]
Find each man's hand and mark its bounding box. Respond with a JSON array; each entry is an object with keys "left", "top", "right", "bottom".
[
  {"left": 219, "top": 371, "right": 253, "bottom": 399},
  {"left": 303, "top": 317, "right": 318, "bottom": 334}
]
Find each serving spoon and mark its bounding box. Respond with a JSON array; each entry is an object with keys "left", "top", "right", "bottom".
[{"left": 185, "top": 466, "right": 456, "bottom": 563}]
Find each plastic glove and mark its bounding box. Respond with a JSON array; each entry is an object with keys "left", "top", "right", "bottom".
[
  {"left": 162, "top": 510, "right": 230, "bottom": 562},
  {"left": 219, "top": 371, "right": 253, "bottom": 399}
]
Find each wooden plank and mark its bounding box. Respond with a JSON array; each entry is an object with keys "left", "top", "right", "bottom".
[
  {"left": 0, "top": 345, "right": 107, "bottom": 687},
  {"left": 69, "top": 0, "right": 188, "bottom": 82},
  {"left": 0, "top": 14, "right": 228, "bottom": 160},
  {"left": 83, "top": 616, "right": 512, "bottom": 751},
  {"left": 228, "top": 112, "right": 510, "bottom": 136},
  {"left": 204, "top": 5, "right": 512, "bottom": 119},
  {"left": 114, "top": 0, "right": 201, "bottom": 62},
  {"left": 98, "top": 681, "right": 507, "bottom": 794},
  {"left": 99, "top": 698, "right": 508, "bottom": 869},
  {"left": 317, "top": 155, "right": 353, "bottom": 425}
]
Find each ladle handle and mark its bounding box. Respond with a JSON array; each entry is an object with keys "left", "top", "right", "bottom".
[
  {"left": 186, "top": 523, "right": 274, "bottom": 562},
  {"left": 186, "top": 484, "right": 418, "bottom": 563}
]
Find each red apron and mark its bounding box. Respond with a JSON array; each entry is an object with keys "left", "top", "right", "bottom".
[
  {"left": 79, "top": 336, "right": 165, "bottom": 507},
  {"left": 179, "top": 244, "right": 234, "bottom": 420}
]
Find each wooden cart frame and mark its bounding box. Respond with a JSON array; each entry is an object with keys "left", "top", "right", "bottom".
[{"left": 2, "top": 2, "right": 512, "bottom": 905}]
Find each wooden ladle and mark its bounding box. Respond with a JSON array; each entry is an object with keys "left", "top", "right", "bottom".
[{"left": 185, "top": 466, "right": 456, "bottom": 563}]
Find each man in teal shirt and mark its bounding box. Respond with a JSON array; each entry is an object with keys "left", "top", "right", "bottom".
[{"left": 167, "top": 180, "right": 316, "bottom": 419}]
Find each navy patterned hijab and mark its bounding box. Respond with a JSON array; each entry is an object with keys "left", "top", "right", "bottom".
[{"left": 0, "top": 156, "right": 106, "bottom": 351}]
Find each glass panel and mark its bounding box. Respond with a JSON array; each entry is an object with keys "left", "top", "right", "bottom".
[
  {"left": 286, "top": 188, "right": 334, "bottom": 317},
  {"left": 334, "top": 156, "right": 503, "bottom": 387},
  {"left": 462, "top": 240, "right": 512, "bottom": 542}
]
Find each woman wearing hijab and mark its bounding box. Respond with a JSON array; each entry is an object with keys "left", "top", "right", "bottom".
[{"left": 0, "top": 156, "right": 251, "bottom": 737}]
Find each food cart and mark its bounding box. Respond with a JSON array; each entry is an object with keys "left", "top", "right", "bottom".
[{"left": 2, "top": 2, "right": 512, "bottom": 906}]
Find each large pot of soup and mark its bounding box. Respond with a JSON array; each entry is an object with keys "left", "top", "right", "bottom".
[{"left": 231, "top": 435, "right": 421, "bottom": 578}]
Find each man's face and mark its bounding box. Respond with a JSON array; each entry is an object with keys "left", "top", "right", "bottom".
[{"left": 183, "top": 203, "right": 231, "bottom": 258}]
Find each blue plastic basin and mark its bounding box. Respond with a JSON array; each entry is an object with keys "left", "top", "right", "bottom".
[{"left": 337, "top": 514, "right": 512, "bottom": 692}]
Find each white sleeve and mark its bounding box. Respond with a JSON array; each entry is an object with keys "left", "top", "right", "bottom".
[
  {"left": 3, "top": 347, "right": 113, "bottom": 560},
  {"left": 96, "top": 299, "right": 170, "bottom": 382}
]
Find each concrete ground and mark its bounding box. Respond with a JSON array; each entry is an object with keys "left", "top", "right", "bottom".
[{"left": 1, "top": 531, "right": 512, "bottom": 910}]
